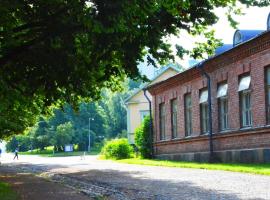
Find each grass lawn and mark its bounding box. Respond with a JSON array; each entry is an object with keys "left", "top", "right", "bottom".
[
  {"left": 20, "top": 147, "right": 101, "bottom": 157},
  {"left": 0, "top": 182, "right": 18, "bottom": 200},
  {"left": 116, "top": 158, "right": 270, "bottom": 176},
  {"left": 21, "top": 150, "right": 100, "bottom": 157}
]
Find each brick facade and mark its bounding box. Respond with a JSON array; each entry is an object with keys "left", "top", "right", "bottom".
[{"left": 148, "top": 31, "right": 270, "bottom": 161}]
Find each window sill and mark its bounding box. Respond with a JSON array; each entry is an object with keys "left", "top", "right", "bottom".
[
  {"left": 158, "top": 139, "right": 171, "bottom": 142},
  {"left": 218, "top": 129, "right": 231, "bottom": 134},
  {"left": 200, "top": 132, "right": 209, "bottom": 136},
  {"left": 184, "top": 135, "right": 200, "bottom": 139},
  {"left": 240, "top": 126, "right": 253, "bottom": 131}
]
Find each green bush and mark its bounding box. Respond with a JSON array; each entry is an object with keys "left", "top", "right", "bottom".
[
  {"left": 135, "top": 115, "right": 152, "bottom": 158},
  {"left": 102, "top": 138, "right": 133, "bottom": 159}
]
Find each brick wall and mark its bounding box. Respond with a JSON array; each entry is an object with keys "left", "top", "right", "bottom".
[{"left": 149, "top": 31, "right": 270, "bottom": 156}]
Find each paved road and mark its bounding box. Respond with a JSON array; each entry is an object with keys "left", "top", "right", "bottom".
[{"left": 1, "top": 153, "right": 270, "bottom": 200}]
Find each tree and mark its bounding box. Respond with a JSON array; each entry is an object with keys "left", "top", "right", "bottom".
[
  {"left": 99, "top": 89, "right": 128, "bottom": 138},
  {"left": 51, "top": 122, "right": 74, "bottom": 151},
  {"left": 1, "top": 1, "right": 269, "bottom": 137},
  {"left": 135, "top": 115, "right": 152, "bottom": 158},
  {"left": 31, "top": 118, "right": 50, "bottom": 150},
  {"left": 6, "top": 136, "right": 18, "bottom": 152}
]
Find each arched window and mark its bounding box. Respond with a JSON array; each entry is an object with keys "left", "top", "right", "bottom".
[{"left": 233, "top": 31, "right": 242, "bottom": 46}]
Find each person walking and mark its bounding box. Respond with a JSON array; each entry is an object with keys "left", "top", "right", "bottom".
[{"left": 13, "top": 148, "right": 19, "bottom": 160}]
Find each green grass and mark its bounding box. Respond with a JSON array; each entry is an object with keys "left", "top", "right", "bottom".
[
  {"left": 20, "top": 147, "right": 101, "bottom": 157},
  {"left": 0, "top": 182, "right": 18, "bottom": 200},
  {"left": 116, "top": 158, "right": 270, "bottom": 176}
]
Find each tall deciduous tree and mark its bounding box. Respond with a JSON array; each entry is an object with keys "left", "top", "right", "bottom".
[{"left": 0, "top": 0, "right": 269, "bottom": 137}]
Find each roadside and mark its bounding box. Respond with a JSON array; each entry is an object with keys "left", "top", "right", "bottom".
[
  {"left": 0, "top": 166, "right": 93, "bottom": 200},
  {"left": 116, "top": 158, "right": 270, "bottom": 176},
  {"left": 1, "top": 154, "right": 270, "bottom": 200},
  {"left": 19, "top": 146, "right": 101, "bottom": 157}
]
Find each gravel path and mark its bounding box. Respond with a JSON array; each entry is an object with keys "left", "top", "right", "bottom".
[{"left": 1, "top": 154, "right": 270, "bottom": 200}]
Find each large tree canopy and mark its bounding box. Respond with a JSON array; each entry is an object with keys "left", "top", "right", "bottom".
[{"left": 0, "top": 0, "right": 269, "bottom": 137}]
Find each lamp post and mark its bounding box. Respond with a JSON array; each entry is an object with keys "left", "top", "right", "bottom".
[{"left": 88, "top": 117, "right": 94, "bottom": 152}]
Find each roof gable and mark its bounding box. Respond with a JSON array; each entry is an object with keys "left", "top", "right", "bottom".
[{"left": 125, "top": 64, "right": 181, "bottom": 103}]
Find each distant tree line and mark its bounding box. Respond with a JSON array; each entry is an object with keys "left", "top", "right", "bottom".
[{"left": 6, "top": 79, "right": 142, "bottom": 152}]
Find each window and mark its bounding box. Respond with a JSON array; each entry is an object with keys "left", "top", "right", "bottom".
[
  {"left": 159, "top": 103, "right": 165, "bottom": 140},
  {"left": 171, "top": 99, "right": 178, "bottom": 138},
  {"left": 217, "top": 83, "right": 229, "bottom": 131},
  {"left": 200, "top": 89, "right": 209, "bottom": 134},
  {"left": 239, "top": 75, "right": 252, "bottom": 127},
  {"left": 233, "top": 31, "right": 242, "bottom": 46},
  {"left": 140, "top": 110, "right": 149, "bottom": 122},
  {"left": 184, "top": 94, "right": 192, "bottom": 136},
  {"left": 266, "top": 68, "right": 270, "bottom": 123}
]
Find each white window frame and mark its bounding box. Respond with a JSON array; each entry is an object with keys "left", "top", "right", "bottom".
[
  {"left": 238, "top": 76, "right": 251, "bottom": 92},
  {"left": 171, "top": 99, "right": 178, "bottom": 139},
  {"left": 219, "top": 96, "right": 229, "bottom": 131},
  {"left": 266, "top": 67, "right": 270, "bottom": 123},
  {"left": 159, "top": 103, "right": 166, "bottom": 140},
  {"left": 200, "top": 102, "right": 209, "bottom": 134},
  {"left": 184, "top": 94, "right": 192, "bottom": 136},
  {"left": 200, "top": 89, "right": 209, "bottom": 134},
  {"left": 240, "top": 90, "right": 252, "bottom": 127}
]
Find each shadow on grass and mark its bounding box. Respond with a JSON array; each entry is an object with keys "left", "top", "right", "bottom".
[{"left": 0, "top": 182, "right": 18, "bottom": 200}]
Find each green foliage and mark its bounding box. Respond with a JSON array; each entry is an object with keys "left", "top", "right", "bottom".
[
  {"left": 1, "top": 0, "right": 269, "bottom": 137},
  {"left": 0, "top": 182, "right": 18, "bottom": 200},
  {"left": 102, "top": 138, "right": 133, "bottom": 160},
  {"left": 5, "top": 137, "right": 18, "bottom": 152},
  {"left": 31, "top": 119, "right": 51, "bottom": 150},
  {"left": 190, "top": 30, "right": 223, "bottom": 59},
  {"left": 117, "top": 158, "right": 270, "bottom": 176},
  {"left": 5, "top": 84, "right": 131, "bottom": 152},
  {"left": 51, "top": 122, "right": 74, "bottom": 151},
  {"left": 134, "top": 115, "right": 152, "bottom": 158}
]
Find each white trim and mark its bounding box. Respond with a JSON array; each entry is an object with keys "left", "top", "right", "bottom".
[
  {"left": 217, "top": 83, "right": 228, "bottom": 98},
  {"left": 238, "top": 76, "right": 251, "bottom": 92},
  {"left": 199, "top": 90, "right": 208, "bottom": 104}
]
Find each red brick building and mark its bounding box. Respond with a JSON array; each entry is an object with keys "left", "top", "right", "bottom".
[{"left": 147, "top": 15, "right": 270, "bottom": 163}]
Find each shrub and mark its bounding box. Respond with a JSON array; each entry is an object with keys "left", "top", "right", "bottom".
[
  {"left": 102, "top": 138, "right": 133, "bottom": 159},
  {"left": 134, "top": 115, "right": 152, "bottom": 158}
]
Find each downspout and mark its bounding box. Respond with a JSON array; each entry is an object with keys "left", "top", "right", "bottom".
[
  {"left": 143, "top": 88, "right": 154, "bottom": 158},
  {"left": 197, "top": 62, "right": 214, "bottom": 162}
]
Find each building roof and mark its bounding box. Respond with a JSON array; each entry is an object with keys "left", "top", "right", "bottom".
[
  {"left": 215, "top": 44, "right": 233, "bottom": 55},
  {"left": 233, "top": 30, "right": 264, "bottom": 46},
  {"left": 124, "top": 63, "right": 181, "bottom": 103},
  {"left": 146, "top": 29, "right": 270, "bottom": 92}
]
